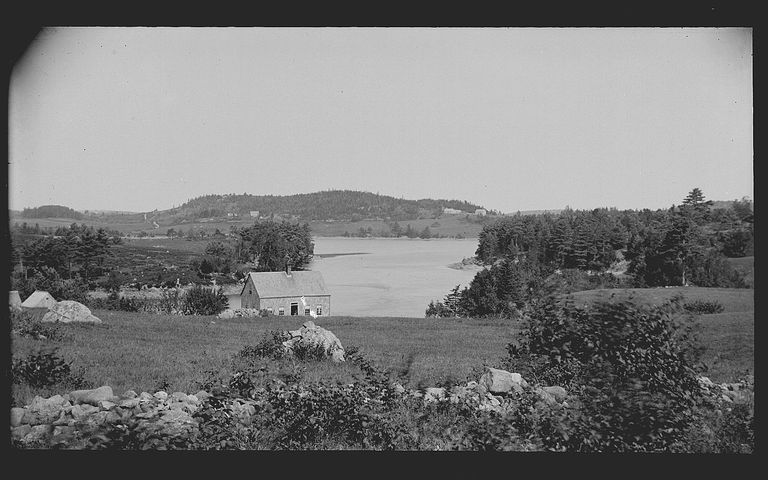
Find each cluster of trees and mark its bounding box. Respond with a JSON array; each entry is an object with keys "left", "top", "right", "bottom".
[
  {"left": 232, "top": 220, "right": 314, "bottom": 272},
  {"left": 10, "top": 224, "right": 123, "bottom": 301},
  {"left": 159, "top": 190, "right": 486, "bottom": 223},
  {"left": 19, "top": 205, "right": 83, "bottom": 220},
  {"left": 342, "top": 222, "right": 438, "bottom": 239},
  {"left": 428, "top": 189, "right": 752, "bottom": 319}
]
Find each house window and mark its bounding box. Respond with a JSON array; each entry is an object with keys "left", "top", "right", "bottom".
[
  {"left": 316, "top": 305, "right": 322, "bottom": 316},
  {"left": 278, "top": 307, "right": 284, "bottom": 316},
  {"left": 304, "top": 308, "right": 310, "bottom": 316},
  {"left": 290, "top": 303, "right": 298, "bottom": 316},
  {"left": 249, "top": 289, "right": 252, "bottom": 295}
]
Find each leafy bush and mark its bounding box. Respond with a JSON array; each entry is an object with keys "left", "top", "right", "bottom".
[
  {"left": 12, "top": 348, "right": 89, "bottom": 389},
  {"left": 158, "top": 288, "right": 183, "bottom": 314},
  {"left": 683, "top": 299, "right": 724, "bottom": 315},
  {"left": 502, "top": 295, "right": 706, "bottom": 452},
  {"left": 237, "top": 330, "right": 292, "bottom": 361},
  {"left": 180, "top": 285, "right": 228, "bottom": 315},
  {"left": 10, "top": 310, "right": 70, "bottom": 342}
]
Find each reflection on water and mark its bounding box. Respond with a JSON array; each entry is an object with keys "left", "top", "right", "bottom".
[{"left": 310, "top": 237, "right": 480, "bottom": 317}]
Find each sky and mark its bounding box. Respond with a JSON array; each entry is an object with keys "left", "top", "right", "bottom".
[{"left": 8, "top": 27, "right": 753, "bottom": 214}]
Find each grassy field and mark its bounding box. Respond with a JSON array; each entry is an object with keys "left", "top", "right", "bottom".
[
  {"left": 11, "top": 313, "right": 520, "bottom": 405},
  {"left": 11, "top": 286, "right": 753, "bottom": 407}
]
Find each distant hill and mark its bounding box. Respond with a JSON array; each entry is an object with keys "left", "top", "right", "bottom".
[
  {"left": 152, "top": 190, "right": 487, "bottom": 224},
  {"left": 19, "top": 205, "right": 83, "bottom": 220}
]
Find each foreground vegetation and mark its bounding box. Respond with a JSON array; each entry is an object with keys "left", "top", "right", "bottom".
[{"left": 10, "top": 290, "right": 753, "bottom": 451}]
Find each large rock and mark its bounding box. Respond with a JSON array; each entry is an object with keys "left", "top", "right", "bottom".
[
  {"left": 9, "top": 291, "right": 22, "bottom": 312},
  {"left": 42, "top": 300, "right": 102, "bottom": 324},
  {"left": 11, "top": 407, "right": 27, "bottom": 427},
  {"left": 69, "top": 386, "right": 115, "bottom": 406},
  {"left": 24, "top": 395, "right": 71, "bottom": 425},
  {"left": 543, "top": 386, "right": 567, "bottom": 403},
  {"left": 283, "top": 320, "right": 346, "bottom": 362},
  {"left": 479, "top": 367, "right": 528, "bottom": 394}
]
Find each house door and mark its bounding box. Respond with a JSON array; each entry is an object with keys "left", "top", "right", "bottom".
[{"left": 290, "top": 303, "right": 298, "bottom": 316}]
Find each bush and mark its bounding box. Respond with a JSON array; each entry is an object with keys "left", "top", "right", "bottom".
[
  {"left": 503, "top": 295, "right": 706, "bottom": 451},
  {"left": 683, "top": 299, "right": 725, "bottom": 315},
  {"left": 238, "top": 330, "right": 292, "bottom": 361},
  {"left": 180, "top": 285, "right": 228, "bottom": 315},
  {"left": 10, "top": 310, "right": 70, "bottom": 342},
  {"left": 12, "top": 348, "right": 89, "bottom": 389},
  {"left": 158, "top": 288, "right": 183, "bottom": 314}
]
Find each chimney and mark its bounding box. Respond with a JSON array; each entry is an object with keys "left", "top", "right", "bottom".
[{"left": 286, "top": 262, "right": 291, "bottom": 276}]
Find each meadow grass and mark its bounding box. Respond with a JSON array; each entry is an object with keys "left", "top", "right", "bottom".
[
  {"left": 10, "top": 312, "right": 520, "bottom": 405},
  {"left": 11, "top": 286, "right": 752, "bottom": 406}
]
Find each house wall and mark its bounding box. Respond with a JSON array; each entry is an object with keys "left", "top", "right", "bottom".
[
  {"left": 259, "top": 295, "right": 331, "bottom": 317},
  {"left": 239, "top": 277, "right": 331, "bottom": 315},
  {"left": 241, "top": 277, "right": 260, "bottom": 309}
]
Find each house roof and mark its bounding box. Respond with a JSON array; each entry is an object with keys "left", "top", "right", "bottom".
[
  {"left": 21, "top": 290, "right": 57, "bottom": 309},
  {"left": 242, "top": 271, "right": 330, "bottom": 298}
]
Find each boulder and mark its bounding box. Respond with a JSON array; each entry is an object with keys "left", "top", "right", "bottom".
[
  {"left": 283, "top": 320, "right": 346, "bottom": 362},
  {"left": 424, "top": 387, "right": 447, "bottom": 402},
  {"left": 68, "top": 403, "right": 100, "bottom": 421},
  {"left": 9, "top": 291, "right": 22, "bottom": 312},
  {"left": 11, "top": 407, "right": 27, "bottom": 427},
  {"left": 12, "top": 424, "right": 32, "bottom": 440},
  {"left": 478, "top": 367, "right": 528, "bottom": 394},
  {"left": 138, "top": 392, "right": 154, "bottom": 402},
  {"left": 543, "top": 386, "right": 568, "bottom": 403},
  {"left": 122, "top": 390, "right": 138, "bottom": 399},
  {"left": 25, "top": 395, "right": 71, "bottom": 425},
  {"left": 69, "top": 386, "right": 115, "bottom": 406},
  {"left": 41, "top": 300, "right": 102, "bottom": 324},
  {"left": 154, "top": 391, "right": 168, "bottom": 401}
]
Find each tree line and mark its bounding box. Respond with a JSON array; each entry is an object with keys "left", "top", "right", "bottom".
[{"left": 428, "top": 189, "right": 753, "bottom": 318}]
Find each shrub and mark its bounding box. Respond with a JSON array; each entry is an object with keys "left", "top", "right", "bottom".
[
  {"left": 158, "top": 288, "right": 183, "bottom": 314},
  {"left": 683, "top": 299, "right": 724, "bottom": 315},
  {"left": 503, "top": 295, "right": 706, "bottom": 452},
  {"left": 180, "top": 285, "right": 228, "bottom": 315},
  {"left": 237, "top": 330, "right": 292, "bottom": 361},
  {"left": 12, "top": 348, "right": 89, "bottom": 389},
  {"left": 10, "top": 310, "right": 70, "bottom": 342}
]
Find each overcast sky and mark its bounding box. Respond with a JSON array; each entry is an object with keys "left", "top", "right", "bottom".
[{"left": 9, "top": 27, "right": 752, "bottom": 213}]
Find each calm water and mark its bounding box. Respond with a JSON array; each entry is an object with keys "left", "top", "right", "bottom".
[{"left": 309, "top": 237, "right": 480, "bottom": 317}]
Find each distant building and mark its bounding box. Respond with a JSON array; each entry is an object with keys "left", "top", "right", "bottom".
[
  {"left": 443, "top": 208, "right": 463, "bottom": 215},
  {"left": 240, "top": 267, "right": 331, "bottom": 316},
  {"left": 250, "top": 210, "right": 259, "bottom": 218},
  {"left": 475, "top": 209, "right": 487, "bottom": 216},
  {"left": 227, "top": 213, "right": 235, "bottom": 217}
]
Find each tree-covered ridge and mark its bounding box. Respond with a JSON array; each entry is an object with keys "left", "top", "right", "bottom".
[
  {"left": 159, "top": 190, "right": 487, "bottom": 223},
  {"left": 429, "top": 189, "right": 753, "bottom": 319},
  {"left": 20, "top": 205, "right": 83, "bottom": 220}
]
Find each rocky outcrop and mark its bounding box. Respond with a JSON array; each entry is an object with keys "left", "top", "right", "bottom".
[
  {"left": 283, "top": 320, "right": 346, "bottom": 362},
  {"left": 41, "top": 300, "right": 102, "bottom": 324}
]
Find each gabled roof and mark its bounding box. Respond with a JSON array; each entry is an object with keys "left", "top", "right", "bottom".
[
  {"left": 21, "top": 290, "right": 57, "bottom": 309},
  {"left": 242, "top": 271, "right": 329, "bottom": 298}
]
